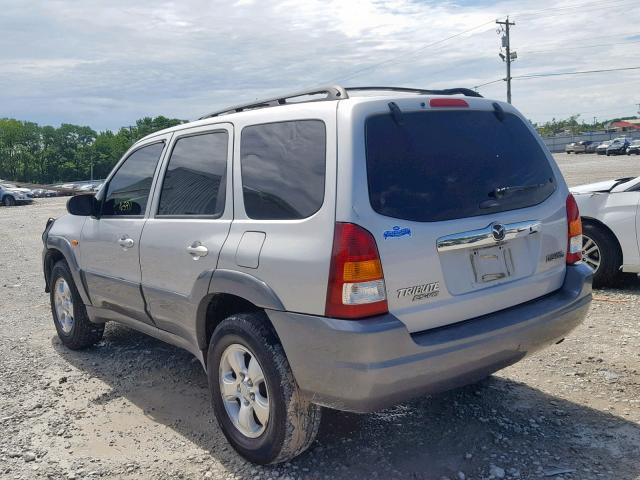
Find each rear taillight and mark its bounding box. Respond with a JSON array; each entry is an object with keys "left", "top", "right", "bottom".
[
  {"left": 325, "top": 223, "right": 388, "bottom": 319},
  {"left": 566, "top": 194, "right": 582, "bottom": 265}
]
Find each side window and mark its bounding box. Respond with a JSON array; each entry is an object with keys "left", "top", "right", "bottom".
[
  {"left": 240, "top": 120, "right": 326, "bottom": 220},
  {"left": 102, "top": 142, "right": 164, "bottom": 217},
  {"left": 157, "top": 131, "right": 228, "bottom": 216}
]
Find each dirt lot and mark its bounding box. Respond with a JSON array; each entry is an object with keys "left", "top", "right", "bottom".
[{"left": 1, "top": 154, "right": 639, "bottom": 480}]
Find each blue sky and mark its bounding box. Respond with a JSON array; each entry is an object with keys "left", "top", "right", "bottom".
[{"left": 0, "top": 0, "right": 638, "bottom": 131}]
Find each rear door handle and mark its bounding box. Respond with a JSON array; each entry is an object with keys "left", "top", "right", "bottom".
[
  {"left": 187, "top": 242, "right": 208, "bottom": 259},
  {"left": 118, "top": 236, "right": 135, "bottom": 249}
]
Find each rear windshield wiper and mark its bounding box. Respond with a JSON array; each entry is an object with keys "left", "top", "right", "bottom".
[{"left": 489, "top": 182, "right": 547, "bottom": 199}]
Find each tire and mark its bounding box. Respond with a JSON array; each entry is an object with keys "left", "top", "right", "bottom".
[
  {"left": 208, "top": 313, "right": 321, "bottom": 464},
  {"left": 50, "top": 260, "right": 104, "bottom": 349},
  {"left": 582, "top": 222, "right": 623, "bottom": 288},
  {"left": 3, "top": 195, "right": 15, "bottom": 206}
]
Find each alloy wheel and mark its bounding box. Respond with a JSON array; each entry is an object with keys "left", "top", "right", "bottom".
[
  {"left": 53, "top": 277, "right": 75, "bottom": 333},
  {"left": 582, "top": 234, "right": 601, "bottom": 273},
  {"left": 219, "top": 343, "right": 269, "bottom": 438}
]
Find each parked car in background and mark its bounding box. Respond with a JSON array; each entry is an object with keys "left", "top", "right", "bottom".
[
  {"left": 77, "top": 183, "right": 100, "bottom": 193},
  {"left": 0, "top": 183, "right": 34, "bottom": 206},
  {"left": 586, "top": 142, "right": 598, "bottom": 153},
  {"left": 566, "top": 140, "right": 594, "bottom": 154},
  {"left": 571, "top": 176, "right": 640, "bottom": 286},
  {"left": 626, "top": 140, "right": 640, "bottom": 155},
  {"left": 596, "top": 141, "right": 611, "bottom": 155},
  {"left": 42, "top": 85, "right": 592, "bottom": 464},
  {"left": 606, "top": 137, "right": 631, "bottom": 156}
]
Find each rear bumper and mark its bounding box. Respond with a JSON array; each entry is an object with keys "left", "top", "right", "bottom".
[{"left": 268, "top": 264, "right": 592, "bottom": 413}]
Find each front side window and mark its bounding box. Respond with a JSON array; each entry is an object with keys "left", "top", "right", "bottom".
[
  {"left": 102, "top": 142, "right": 165, "bottom": 216},
  {"left": 157, "top": 132, "right": 228, "bottom": 216},
  {"left": 240, "top": 120, "right": 326, "bottom": 220}
]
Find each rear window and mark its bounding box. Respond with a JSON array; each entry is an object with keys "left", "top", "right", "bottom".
[{"left": 365, "top": 110, "right": 556, "bottom": 222}]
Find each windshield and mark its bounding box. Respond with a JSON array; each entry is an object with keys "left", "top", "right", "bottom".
[{"left": 365, "top": 110, "right": 557, "bottom": 222}]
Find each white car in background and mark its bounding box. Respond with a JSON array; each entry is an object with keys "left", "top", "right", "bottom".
[
  {"left": 0, "top": 183, "right": 34, "bottom": 206},
  {"left": 571, "top": 176, "right": 640, "bottom": 286}
]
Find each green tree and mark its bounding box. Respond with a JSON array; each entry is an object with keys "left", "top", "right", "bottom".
[{"left": 0, "top": 115, "right": 184, "bottom": 184}]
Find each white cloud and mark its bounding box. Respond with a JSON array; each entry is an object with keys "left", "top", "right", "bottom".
[{"left": 0, "top": 0, "right": 638, "bottom": 130}]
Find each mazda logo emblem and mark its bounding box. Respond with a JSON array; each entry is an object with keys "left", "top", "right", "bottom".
[{"left": 492, "top": 223, "right": 506, "bottom": 242}]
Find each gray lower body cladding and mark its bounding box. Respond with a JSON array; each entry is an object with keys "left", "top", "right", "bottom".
[{"left": 268, "top": 264, "right": 592, "bottom": 413}]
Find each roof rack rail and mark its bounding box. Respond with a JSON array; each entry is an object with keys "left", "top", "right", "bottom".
[
  {"left": 345, "top": 86, "right": 483, "bottom": 98},
  {"left": 198, "top": 85, "right": 483, "bottom": 119},
  {"left": 199, "top": 85, "right": 348, "bottom": 119}
]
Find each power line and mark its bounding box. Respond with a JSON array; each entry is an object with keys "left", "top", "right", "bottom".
[
  {"left": 325, "top": 0, "right": 638, "bottom": 85},
  {"left": 474, "top": 78, "right": 504, "bottom": 89},
  {"left": 518, "top": 31, "right": 640, "bottom": 50},
  {"left": 514, "top": 66, "right": 640, "bottom": 79},
  {"left": 520, "top": 39, "right": 640, "bottom": 55},
  {"left": 511, "top": 0, "right": 639, "bottom": 18},
  {"left": 473, "top": 65, "right": 640, "bottom": 90},
  {"left": 327, "top": 18, "right": 496, "bottom": 83}
]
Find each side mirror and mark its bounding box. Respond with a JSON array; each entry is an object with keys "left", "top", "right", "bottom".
[{"left": 67, "top": 194, "right": 98, "bottom": 216}]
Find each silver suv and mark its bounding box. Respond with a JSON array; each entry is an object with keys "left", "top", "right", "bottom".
[{"left": 42, "top": 86, "right": 592, "bottom": 464}]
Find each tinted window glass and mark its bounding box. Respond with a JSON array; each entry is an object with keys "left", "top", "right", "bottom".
[
  {"left": 102, "top": 142, "right": 164, "bottom": 216},
  {"left": 241, "top": 120, "right": 326, "bottom": 220},
  {"left": 158, "top": 132, "right": 228, "bottom": 216},
  {"left": 366, "top": 111, "right": 556, "bottom": 222}
]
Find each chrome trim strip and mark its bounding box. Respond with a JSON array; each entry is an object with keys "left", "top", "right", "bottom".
[{"left": 436, "top": 220, "right": 541, "bottom": 252}]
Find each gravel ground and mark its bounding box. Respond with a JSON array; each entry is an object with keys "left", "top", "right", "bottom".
[
  {"left": 554, "top": 152, "right": 639, "bottom": 187},
  {"left": 1, "top": 154, "right": 639, "bottom": 480}
]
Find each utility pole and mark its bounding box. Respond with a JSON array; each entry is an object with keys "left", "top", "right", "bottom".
[{"left": 496, "top": 17, "right": 516, "bottom": 104}]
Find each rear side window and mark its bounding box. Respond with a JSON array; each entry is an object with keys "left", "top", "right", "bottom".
[
  {"left": 365, "top": 110, "right": 556, "bottom": 222},
  {"left": 158, "top": 132, "right": 228, "bottom": 217},
  {"left": 240, "top": 120, "right": 326, "bottom": 220},
  {"left": 102, "top": 142, "right": 164, "bottom": 217}
]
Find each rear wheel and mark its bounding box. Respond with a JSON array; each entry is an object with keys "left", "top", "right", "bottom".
[
  {"left": 3, "top": 195, "right": 15, "bottom": 206},
  {"left": 582, "top": 223, "right": 623, "bottom": 288},
  {"left": 208, "top": 313, "right": 321, "bottom": 464},
  {"left": 50, "top": 260, "right": 104, "bottom": 349}
]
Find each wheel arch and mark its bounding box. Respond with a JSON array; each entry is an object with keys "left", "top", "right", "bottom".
[
  {"left": 44, "top": 248, "right": 65, "bottom": 292},
  {"left": 195, "top": 269, "right": 286, "bottom": 364},
  {"left": 44, "top": 236, "right": 91, "bottom": 305}
]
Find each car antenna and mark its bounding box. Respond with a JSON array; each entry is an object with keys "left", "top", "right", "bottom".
[{"left": 388, "top": 102, "right": 404, "bottom": 126}]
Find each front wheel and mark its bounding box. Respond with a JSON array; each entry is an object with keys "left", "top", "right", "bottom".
[
  {"left": 50, "top": 260, "right": 104, "bottom": 349},
  {"left": 208, "top": 313, "right": 321, "bottom": 464}
]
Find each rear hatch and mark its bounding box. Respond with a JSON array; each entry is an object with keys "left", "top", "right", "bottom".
[{"left": 351, "top": 99, "right": 568, "bottom": 333}]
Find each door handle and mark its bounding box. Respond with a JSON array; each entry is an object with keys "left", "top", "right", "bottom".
[
  {"left": 118, "top": 236, "right": 135, "bottom": 249},
  {"left": 186, "top": 242, "right": 208, "bottom": 259}
]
